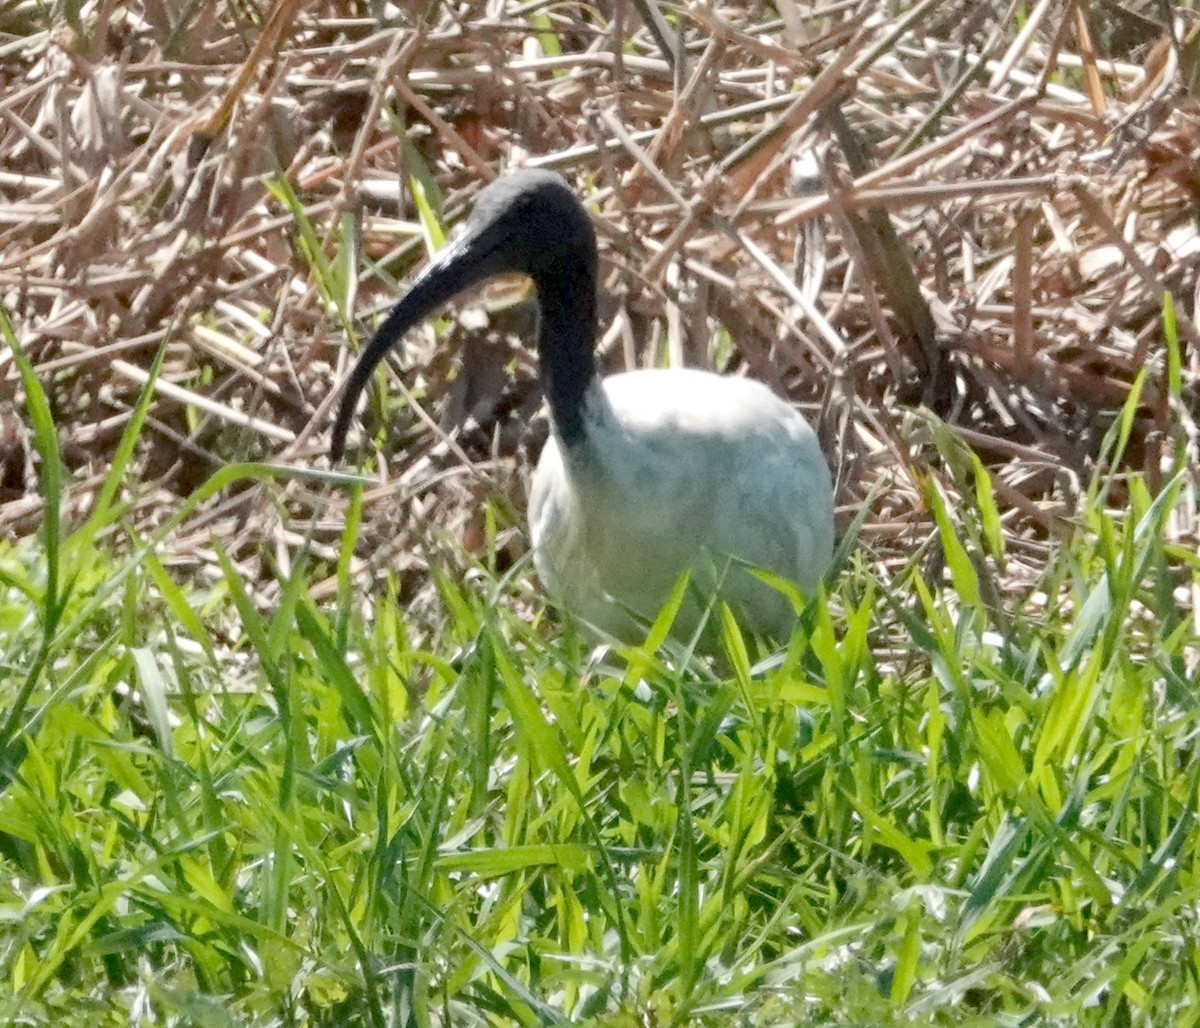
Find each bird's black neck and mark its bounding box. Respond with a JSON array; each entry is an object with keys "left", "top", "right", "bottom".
[{"left": 534, "top": 262, "right": 599, "bottom": 448}]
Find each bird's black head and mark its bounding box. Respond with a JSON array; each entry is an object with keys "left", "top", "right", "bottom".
[
  {"left": 331, "top": 169, "right": 599, "bottom": 459},
  {"left": 462, "top": 169, "right": 597, "bottom": 283}
]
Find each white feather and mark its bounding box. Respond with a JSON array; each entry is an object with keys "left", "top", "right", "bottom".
[{"left": 529, "top": 367, "right": 834, "bottom": 641}]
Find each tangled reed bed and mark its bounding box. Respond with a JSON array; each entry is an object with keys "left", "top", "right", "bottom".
[{"left": 1, "top": 0, "right": 1197, "bottom": 621}]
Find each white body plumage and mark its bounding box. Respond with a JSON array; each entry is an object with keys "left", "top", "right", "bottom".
[{"left": 530, "top": 369, "right": 834, "bottom": 641}]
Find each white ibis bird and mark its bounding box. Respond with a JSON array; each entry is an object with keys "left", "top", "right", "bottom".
[{"left": 331, "top": 170, "right": 835, "bottom": 643}]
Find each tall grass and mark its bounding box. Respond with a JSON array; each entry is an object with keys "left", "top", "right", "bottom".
[{"left": 2, "top": 301, "right": 1199, "bottom": 1026}]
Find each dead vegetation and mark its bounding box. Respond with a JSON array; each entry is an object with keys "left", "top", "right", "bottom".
[{"left": 1, "top": 0, "right": 1198, "bottom": 621}]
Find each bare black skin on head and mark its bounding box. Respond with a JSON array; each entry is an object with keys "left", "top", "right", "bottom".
[{"left": 330, "top": 170, "right": 600, "bottom": 459}]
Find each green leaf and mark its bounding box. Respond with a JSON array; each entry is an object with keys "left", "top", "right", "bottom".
[
  {"left": 131, "top": 647, "right": 175, "bottom": 759},
  {"left": 2, "top": 306, "right": 63, "bottom": 628}
]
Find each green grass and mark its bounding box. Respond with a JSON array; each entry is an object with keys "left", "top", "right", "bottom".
[{"left": 3, "top": 324, "right": 1200, "bottom": 1026}]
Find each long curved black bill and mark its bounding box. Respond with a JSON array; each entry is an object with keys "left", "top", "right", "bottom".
[{"left": 330, "top": 223, "right": 512, "bottom": 460}]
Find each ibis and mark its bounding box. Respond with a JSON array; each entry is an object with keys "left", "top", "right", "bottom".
[{"left": 331, "top": 170, "right": 835, "bottom": 643}]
